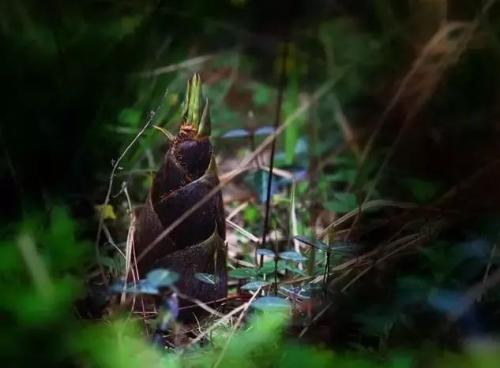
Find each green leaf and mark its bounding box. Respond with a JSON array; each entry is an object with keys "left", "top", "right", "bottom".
[
  {"left": 146, "top": 269, "right": 179, "bottom": 288},
  {"left": 279, "top": 251, "right": 307, "bottom": 262},
  {"left": 241, "top": 281, "right": 270, "bottom": 291},
  {"left": 229, "top": 267, "right": 258, "bottom": 279},
  {"left": 256, "top": 249, "right": 276, "bottom": 257},
  {"left": 252, "top": 296, "right": 291, "bottom": 312},
  {"left": 258, "top": 260, "right": 286, "bottom": 275},
  {"left": 94, "top": 204, "right": 117, "bottom": 220},
  {"left": 283, "top": 263, "right": 307, "bottom": 276},
  {"left": 110, "top": 280, "right": 159, "bottom": 295},
  {"left": 134, "top": 280, "right": 160, "bottom": 295},
  {"left": 284, "top": 74, "right": 303, "bottom": 165},
  {"left": 194, "top": 273, "right": 218, "bottom": 285},
  {"left": 294, "top": 235, "right": 329, "bottom": 251},
  {"left": 295, "top": 236, "right": 359, "bottom": 256},
  {"left": 243, "top": 205, "right": 260, "bottom": 223}
]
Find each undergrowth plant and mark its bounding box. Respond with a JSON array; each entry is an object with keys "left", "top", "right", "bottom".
[
  {"left": 3, "top": 207, "right": 500, "bottom": 367},
  {"left": 133, "top": 74, "right": 227, "bottom": 305}
]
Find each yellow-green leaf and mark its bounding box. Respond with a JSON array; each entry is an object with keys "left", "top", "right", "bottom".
[{"left": 94, "top": 204, "right": 117, "bottom": 220}]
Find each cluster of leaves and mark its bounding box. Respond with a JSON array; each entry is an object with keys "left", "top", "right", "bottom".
[
  {"left": 0, "top": 207, "right": 371, "bottom": 366},
  {"left": 4, "top": 208, "right": 500, "bottom": 367}
]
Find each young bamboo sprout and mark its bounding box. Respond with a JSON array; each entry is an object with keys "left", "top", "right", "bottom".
[{"left": 133, "top": 74, "right": 227, "bottom": 305}]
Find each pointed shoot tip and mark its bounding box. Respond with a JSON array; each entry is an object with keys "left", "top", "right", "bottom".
[{"left": 182, "top": 74, "right": 211, "bottom": 138}]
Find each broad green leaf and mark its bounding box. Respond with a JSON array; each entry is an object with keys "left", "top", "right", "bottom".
[
  {"left": 229, "top": 267, "right": 258, "bottom": 279},
  {"left": 255, "top": 126, "right": 275, "bottom": 136},
  {"left": 283, "top": 263, "right": 307, "bottom": 276},
  {"left": 134, "top": 280, "right": 160, "bottom": 295},
  {"left": 146, "top": 269, "right": 179, "bottom": 288},
  {"left": 256, "top": 248, "right": 276, "bottom": 257},
  {"left": 241, "top": 281, "right": 270, "bottom": 291},
  {"left": 258, "top": 260, "right": 286, "bottom": 275},
  {"left": 279, "top": 251, "right": 307, "bottom": 262},
  {"left": 252, "top": 296, "right": 291, "bottom": 312}
]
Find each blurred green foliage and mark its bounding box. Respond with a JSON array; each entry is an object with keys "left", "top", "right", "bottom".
[{"left": 1, "top": 208, "right": 499, "bottom": 367}]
